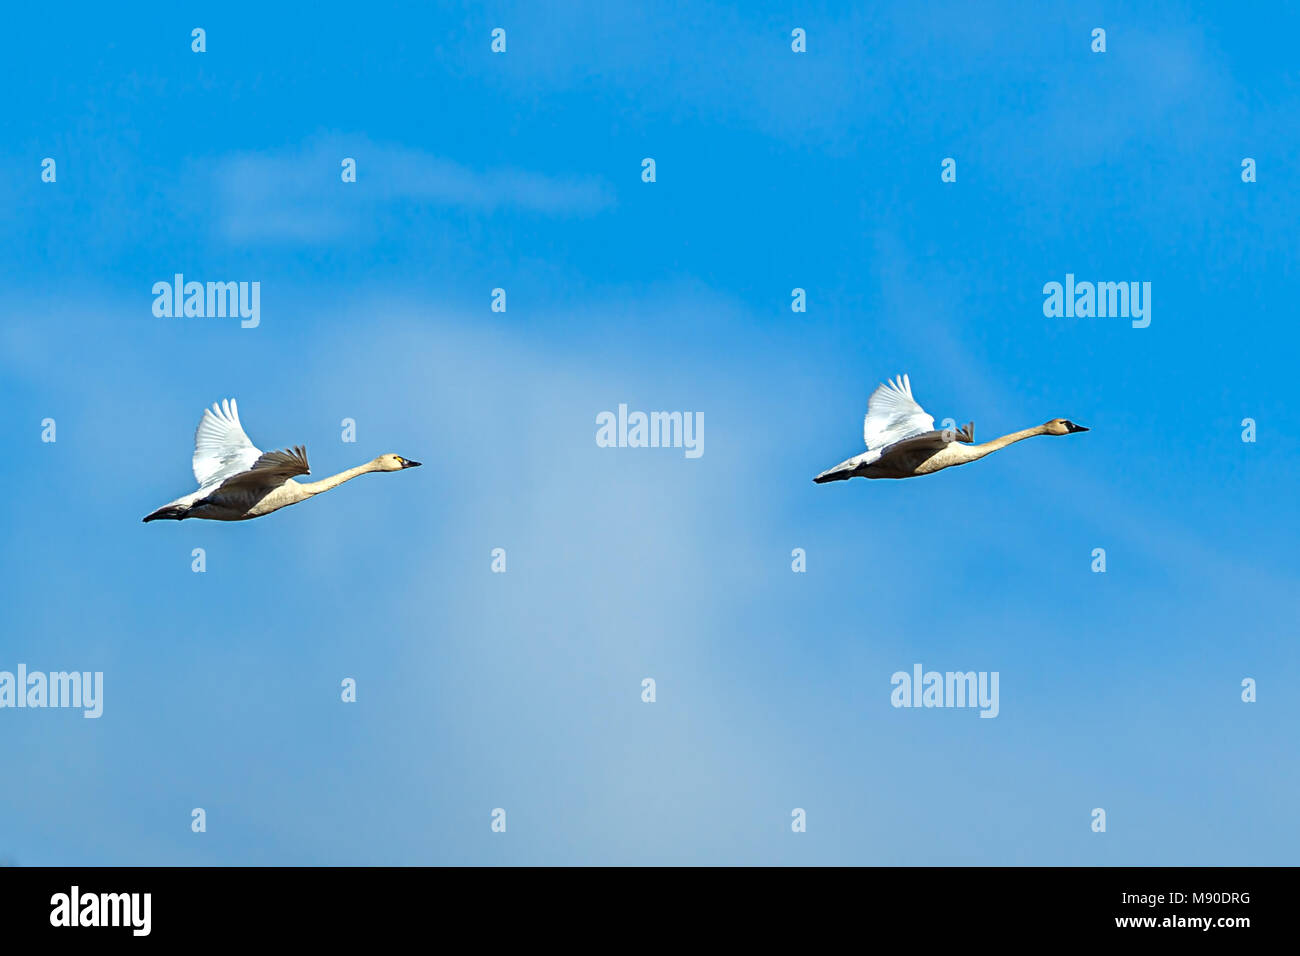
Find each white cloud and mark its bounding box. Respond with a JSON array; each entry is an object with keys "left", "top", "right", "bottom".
[{"left": 203, "top": 136, "right": 615, "bottom": 242}]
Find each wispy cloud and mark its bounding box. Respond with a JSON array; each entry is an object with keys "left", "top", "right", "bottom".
[{"left": 201, "top": 136, "right": 614, "bottom": 242}]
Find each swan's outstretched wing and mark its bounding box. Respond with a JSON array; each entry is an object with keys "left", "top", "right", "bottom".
[
  {"left": 879, "top": 422, "right": 975, "bottom": 457},
  {"left": 214, "top": 445, "right": 310, "bottom": 492},
  {"left": 192, "top": 399, "right": 262, "bottom": 488},
  {"left": 863, "top": 374, "right": 934, "bottom": 450}
]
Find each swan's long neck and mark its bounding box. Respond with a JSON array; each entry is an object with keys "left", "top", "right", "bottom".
[
  {"left": 958, "top": 424, "right": 1051, "bottom": 462},
  {"left": 296, "top": 461, "right": 381, "bottom": 497}
]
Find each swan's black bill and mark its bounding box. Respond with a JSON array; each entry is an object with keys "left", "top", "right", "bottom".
[
  {"left": 1065, "top": 422, "right": 1089, "bottom": 433},
  {"left": 400, "top": 458, "right": 422, "bottom": 468}
]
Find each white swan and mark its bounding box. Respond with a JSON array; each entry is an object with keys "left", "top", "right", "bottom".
[
  {"left": 143, "top": 399, "right": 421, "bottom": 522},
  {"left": 814, "top": 374, "right": 1087, "bottom": 482}
]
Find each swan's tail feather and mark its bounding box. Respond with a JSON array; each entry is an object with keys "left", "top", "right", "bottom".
[
  {"left": 142, "top": 504, "right": 188, "bottom": 522},
  {"left": 814, "top": 462, "right": 856, "bottom": 483}
]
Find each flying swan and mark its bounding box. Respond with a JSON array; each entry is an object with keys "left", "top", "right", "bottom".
[
  {"left": 143, "top": 399, "right": 421, "bottom": 522},
  {"left": 814, "top": 374, "right": 1087, "bottom": 483}
]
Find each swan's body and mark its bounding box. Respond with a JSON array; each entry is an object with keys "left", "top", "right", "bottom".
[
  {"left": 143, "top": 399, "right": 420, "bottom": 522},
  {"left": 814, "top": 374, "right": 1086, "bottom": 483}
]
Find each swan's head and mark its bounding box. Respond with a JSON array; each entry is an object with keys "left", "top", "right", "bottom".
[
  {"left": 375, "top": 453, "right": 422, "bottom": 472},
  {"left": 1045, "top": 418, "right": 1089, "bottom": 436}
]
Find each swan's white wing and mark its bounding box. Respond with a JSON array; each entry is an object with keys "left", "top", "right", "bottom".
[
  {"left": 192, "top": 399, "right": 262, "bottom": 488},
  {"left": 214, "top": 446, "right": 310, "bottom": 492},
  {"left": 863, "top": 374, "right": 934, "bottom": 450}
]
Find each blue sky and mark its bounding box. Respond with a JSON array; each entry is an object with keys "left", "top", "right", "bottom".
[{"left": 1, "top": 0, "right": 1297, "bottom": 865}]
